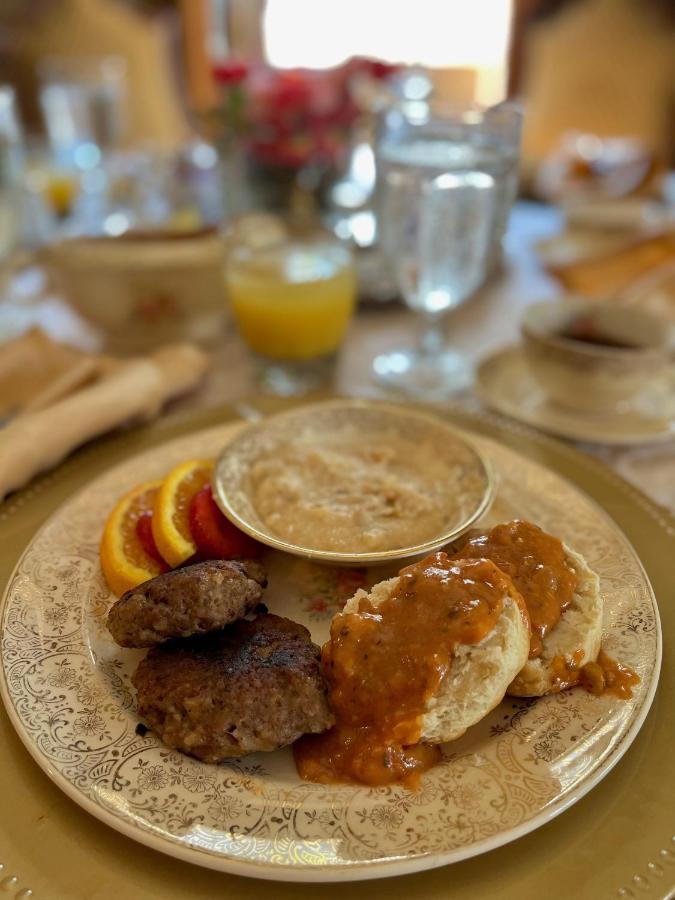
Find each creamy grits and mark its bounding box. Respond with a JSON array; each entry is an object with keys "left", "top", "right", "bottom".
[{"left": 248, "top": 434, "right": 475, "bottom": 552}]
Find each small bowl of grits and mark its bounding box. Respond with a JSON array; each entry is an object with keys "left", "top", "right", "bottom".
[{"left": 212, "top": 399, "right": 494, "bottom": 565}]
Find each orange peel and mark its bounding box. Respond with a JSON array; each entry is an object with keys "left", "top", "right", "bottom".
[
  {"left": 100, "top": 480, "right": 165, "bottom": 597},
  {"left": 151, "top": 459, "right": 214, "bottom": 567}
]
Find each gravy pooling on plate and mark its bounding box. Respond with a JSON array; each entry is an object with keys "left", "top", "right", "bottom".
[
  {"left": 550, "top": 649, "right": 640, "bottom": 698},
  {"left": 452, "top": 520, "right": 577, "bottom": 659},
  {"left": 247, "top": 434, "right": 481, "bottom": 553},
  {"left": 293, "top": 554, "right": 516, "bottom": 787}
]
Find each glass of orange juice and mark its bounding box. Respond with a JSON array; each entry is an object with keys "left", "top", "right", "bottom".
[{"left": 226, "top": 235, "right": 356, "bottom": 395}]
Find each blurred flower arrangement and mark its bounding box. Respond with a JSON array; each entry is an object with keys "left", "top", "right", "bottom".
[{"left": 207, "top": 58, "right": 399, "bottom": 213}]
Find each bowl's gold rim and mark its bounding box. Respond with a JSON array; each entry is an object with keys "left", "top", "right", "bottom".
[{"left": 211, "top": 398, "right": 495, "bottom": 565}]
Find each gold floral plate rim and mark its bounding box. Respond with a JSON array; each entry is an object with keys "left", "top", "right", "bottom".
[
  {"left": 0, "top": 398, "right": 672, "bottom": 899},
  {"left": 476, "top": 345, "right": 675, "bottom": 446},
  {"left": 0, "top": 411, "right": 662, "bottom": 884},
  {"left": 212, "top": 398, "right": 495, "bottom": 565}
]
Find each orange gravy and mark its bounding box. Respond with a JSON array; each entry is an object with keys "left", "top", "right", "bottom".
[
  {"left": 551, "top": 650, "right": 640, "bottom": 699},
  {"left": 453, "top": 520, "right": 577, "bottom": 659},
  {"left": 294, "top": 554, "right": 515, "bottom": 787}
]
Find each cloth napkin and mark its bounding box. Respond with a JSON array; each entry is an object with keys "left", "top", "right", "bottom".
[
  {"left": 0, "top": 328, "right": 102, "bottom": 417},
  {"left": 0, "top": 332, "right": 209, "bottom": 501}
]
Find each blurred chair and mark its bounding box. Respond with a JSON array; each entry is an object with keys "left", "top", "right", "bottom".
[
  {"left": 0, "top": 0, "right": 190, "bottom": 149},
  {"left": 516, "top": 0, "right": 675, "bottom": 165}
]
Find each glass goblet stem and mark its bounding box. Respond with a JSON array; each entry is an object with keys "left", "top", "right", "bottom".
[{"left": 419, "top": 313, "right": 447, "bottom": 357}]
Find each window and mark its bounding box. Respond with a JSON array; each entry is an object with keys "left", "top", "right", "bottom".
[{"left": 263, "top": 0, "right": 512, "bottom": 104}]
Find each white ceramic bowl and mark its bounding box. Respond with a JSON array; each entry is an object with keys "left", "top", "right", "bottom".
[{"left": 45, "top": 229, "right": 227, "bottom": 354}]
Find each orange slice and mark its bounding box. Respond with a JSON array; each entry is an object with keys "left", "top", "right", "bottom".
[
  {"left": 100, "top": 480, "right": 166, "bottom": 597},
  {"left": 152, "top": 459, "right": 214, "bottom": 567}
]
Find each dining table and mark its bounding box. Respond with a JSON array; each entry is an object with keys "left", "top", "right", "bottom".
[
  {"left": 0, "top": 200, "right": 673, "bottom": 900},
  {"left": 188, "top": 201, "right": 674, "bottom": 515}
]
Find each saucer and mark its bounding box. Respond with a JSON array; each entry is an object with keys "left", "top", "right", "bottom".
[{"left": 476, "top": 346, "right": 675, "bottom": 445}]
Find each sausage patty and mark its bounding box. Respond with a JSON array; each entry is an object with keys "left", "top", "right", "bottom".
[
  {"left": 132, "top": 614, "right": 334, "bottom": 762},
  {"left": 107, "top": 559, "right": 267, "bottom": 648}
]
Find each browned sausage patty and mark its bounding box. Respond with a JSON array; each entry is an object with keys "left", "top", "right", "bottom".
[
  {"left": 107, "top": 559, "right": 267, "bottom": 648},
  {"left": 132, "top": 614, "right": 334, "bottom": 762}
]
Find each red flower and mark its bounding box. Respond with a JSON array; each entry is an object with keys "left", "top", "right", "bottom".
[
  {"left": 367, "top": 59, "right": 400, "bottom": 80},
  {"left": 350, "top": 57, "right": 400, "bottom": 81},
  {"left": 218, "top": 63, "right": 361, "bottom": 171},
  {"left": 213, "top": 60, "right": 248, "bottom": 86},
  {"left": 273, "top": 71, "right": 313, "bottom": 109}
]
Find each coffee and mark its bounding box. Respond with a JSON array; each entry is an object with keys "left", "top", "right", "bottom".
[{"left": 558, "top": 315, "right": 640, "bottom": 350}]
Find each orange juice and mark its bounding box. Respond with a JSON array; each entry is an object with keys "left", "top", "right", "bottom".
[
  {"left": 226, "top": 241, "right": 356, "bottom": 361},
  {"left": 44, "top": 172, "right": 79, "bottom": 218}
]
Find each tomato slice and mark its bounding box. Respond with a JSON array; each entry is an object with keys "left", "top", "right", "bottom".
[
  {"left": 188, "top": 485, "right": 262, "bottom": 560},
  {"left": 135, "top": 513, "right": 170, "bottom": 571}
]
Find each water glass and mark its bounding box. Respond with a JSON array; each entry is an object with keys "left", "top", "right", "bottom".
[
  {"left": 373, "top": 99, "right": 522, "bottom": 397},
  {"left": 0, "top": 86, "right": 24, "bottom": 263},
  {"left": 39, "top": 56, "right": 127, "bottom": 167}
]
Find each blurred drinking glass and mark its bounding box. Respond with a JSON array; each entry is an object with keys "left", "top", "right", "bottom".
[
  {"left": 43, "top": 170, "right": 80, "bottom": 220},
  {"left": 373, "top": 100, "right": 522, "bottom": 397},
  {"left": 226, "top": 230, "right": 356, "bottom": 395},
  {"left": 0, "top": 86, "right": 24, "bottom": 265},
  {"left": 39, "top": 56, "right": 127, "bottom": 168}
]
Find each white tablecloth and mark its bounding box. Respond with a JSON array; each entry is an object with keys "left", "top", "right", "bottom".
[{"left": 3, "top": 203, "right": 673, "bottom": 514}]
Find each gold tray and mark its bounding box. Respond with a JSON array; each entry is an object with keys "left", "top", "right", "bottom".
[{"left": 1, "top": 399, "right": 673, "bottom": 899}]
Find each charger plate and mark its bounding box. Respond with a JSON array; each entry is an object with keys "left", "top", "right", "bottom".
[{"left": 0, "top": 399, "right": 672, "bottom": 899}]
